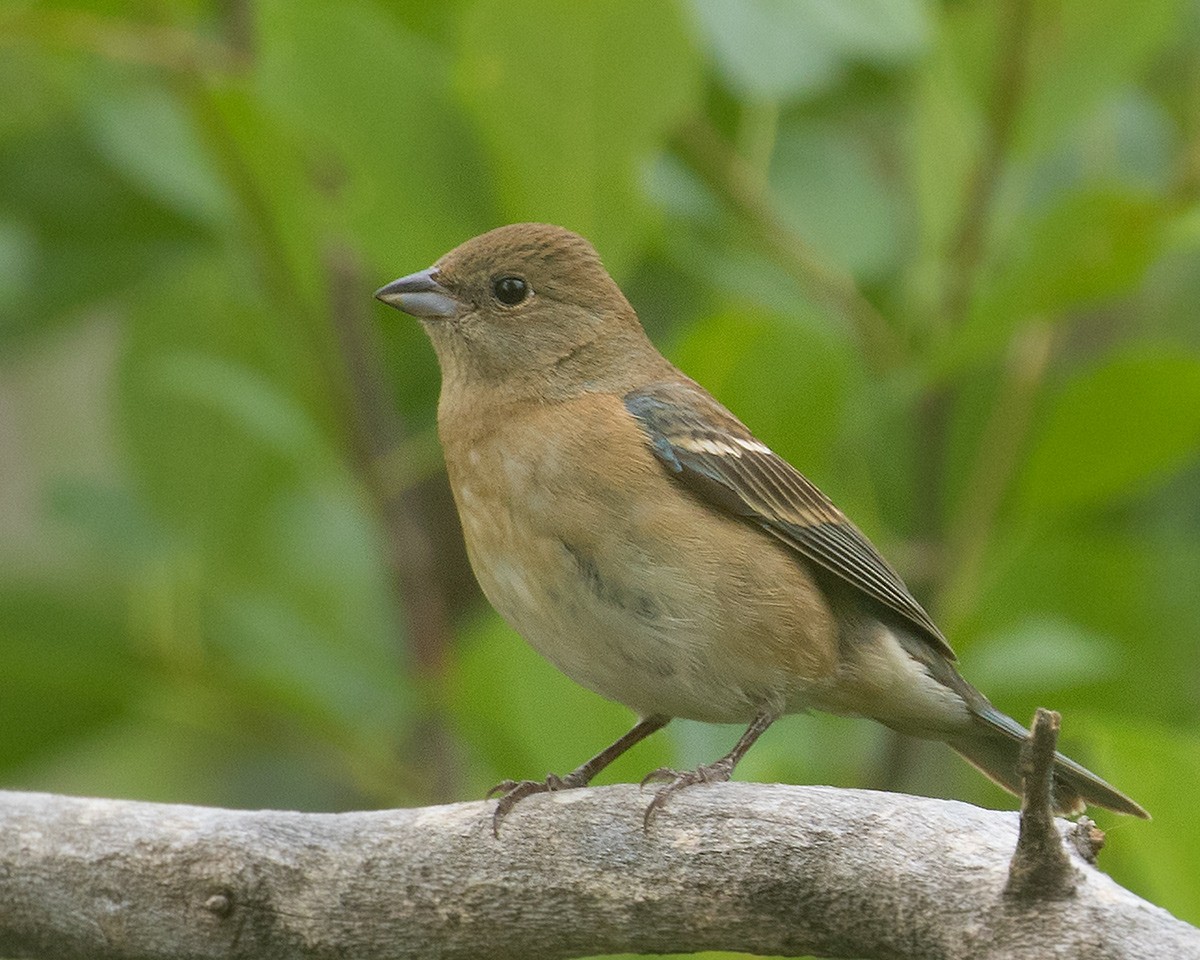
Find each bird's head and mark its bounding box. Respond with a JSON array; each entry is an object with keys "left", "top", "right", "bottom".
[{"left": 376, "top": 223, "right": 656, "bottom": 397}]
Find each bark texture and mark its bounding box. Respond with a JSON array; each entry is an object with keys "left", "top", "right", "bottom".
[{"left": 1, "top": 784, "right": 1196, "bottom": 960}]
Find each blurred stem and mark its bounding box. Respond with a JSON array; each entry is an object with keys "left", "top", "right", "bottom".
[
  {"left": 179, "top": 79, "right": 354, "bottom": 445},
  {"left": 186, "top": 0, "right": 460, "bottom": 801},
  {"left": 735, "top": 99, "right": 780, "bottom": 190},
  {"left": 325, "top": 244, "right": 460, "bottom": 805},
  {"left": 1172, "top": 30, "right": 1200, "bottom": 203},
  {"left": 181, "top": 85, "right": 312, "bottom": 319},
  {"left": 918, "top": 0, "right": 1036, "bottom": 605},
  {"left": 325, "top": 244, "right": 452, "bottom": 681},
  {"left": 189, "top": 73, "right": 462, "bottom": 801},
  {"left": 375, "top": 427, "right": 445, "bottom": 496},
  {"left": 913, "top": 0, "right": 1035, "bottom": 574},
  {"left": 0, "top": 7, "right": 242, "bottom": 72},
  {"left": 218, "top": 0, "right": 255, "bottom": 62},
  {"left": 877, "top": 0, "right": 1035, "bottom": 794},
  {"left": 936, "top": 0, "right": 1033, "bottom": 332},
  {"left": 934, "top": 322, "right": 1056, "bottom": 634},
  {"left": 671, "top": 117, "right": 904, "bottom": 372}
]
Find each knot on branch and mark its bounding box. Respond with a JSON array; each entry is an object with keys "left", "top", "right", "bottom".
[
  {"left": 1068, "top": 816, "right": 1106, "bottom": 865},
  {"left": 1004, "top": 708, "right": 1079, "bottom": 901}
]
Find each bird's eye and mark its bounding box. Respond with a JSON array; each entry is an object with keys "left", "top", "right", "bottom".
[{"left": 492, "top": 276, "right": 529, "bottom": 306}]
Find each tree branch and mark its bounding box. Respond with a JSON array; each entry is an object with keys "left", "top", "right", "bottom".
[{"left": 1, "top": 785, "right": 1195, "bottom": 960}]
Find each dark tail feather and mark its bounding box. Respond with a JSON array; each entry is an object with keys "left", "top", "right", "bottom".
[{"left": 948, "top": 705, "right": 1149, "bottom": 819}]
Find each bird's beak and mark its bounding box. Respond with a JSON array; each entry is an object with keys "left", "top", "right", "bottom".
[{"left": 374, "top": 268, "right": 460, "bottom": 319}]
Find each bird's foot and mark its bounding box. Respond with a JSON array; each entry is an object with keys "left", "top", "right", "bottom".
[
  {"left": 487, "top": 771, "right": 587, "bottom": 837},
  {"left": 639, "top": 757, "right": 736, "bottom": 831}
]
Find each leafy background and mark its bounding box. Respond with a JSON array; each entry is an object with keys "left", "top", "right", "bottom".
[{"left": 2, "top": 0, "right": 1199, "bottom": 955}]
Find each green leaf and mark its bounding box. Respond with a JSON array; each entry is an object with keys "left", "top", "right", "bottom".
[
  {"left": 212, "top": 584, "right": 409, "bottom": 738},
  {"left": 769, "top": 122, "right": 903, "bottom": 279},
  {"left": 1017, "top": 0, "right": 1187, "bottom": 151},
  {"left": 17, "top": 711, "right": 369, "bottom": 811},
  {"left": 963, "top": 529, "right": 1191, "bottom": 723},
  {"left": 117, "top": 253, "right": 329, "bottom": 562},
  {"left": 45, "top": 479, "right": 167, "bottom": 567},
  {"left": 1039, "top": 92, "right": 1176, "bottom": 195},
  {"left": 456, "top": 0, "right": 702, "bottom": 275},
  {"left": 153, "top": 353, "right": 334, "bottom": 466},
  {"left": 671, "top": 308, "right": 855, "bottom": 484},
  {"left": 191, "top": 85, "right": 332, "bottom": 324},
  {"left": 254, "top": 481, "right": 407, "bottom": 676},
  {"left": 1084, "top": 719, "right": 1200, "bottom": 926},
  {"left": 0, "top": 217, "right": 36, "bottom": 318},
  {"left": 1019, "top": 349, "right": 1200, "bottom": 514},
  {"left": 0, "top": 583, "right": 143, "bottom": 773},
  {"left": 908, "top": 24, "right": 985, "bottom": 289},
  {"left": 0, "top": 41, "right": 64, "bottom": 141},
  {"left": 688, "top": 0, "right": 929, "bottom": 101},
  {"left": 983, "top": 190, "right": 1162, "bottom": 315},
  {"left": 936, "top": 190, "right": 1163, "bottom": 372},
  {"left": 255, "top": 0, "right": 489, "bottom": 271},
  {"left": 0, "top": 123, "right": 207, "bottom": 347},
  {"left": 83, "top": 76, "right": 233, "bottom": 227},
  {"left": 961, "top": 616, "right": 1120, "bottom": 696}
]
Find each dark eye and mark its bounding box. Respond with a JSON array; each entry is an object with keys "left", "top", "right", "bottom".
[{"left": 492, "top": 276, "right": 529, "bottom": 306}]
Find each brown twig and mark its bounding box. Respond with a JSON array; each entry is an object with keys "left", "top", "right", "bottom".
[
  {"left": 0, "top": 7, "right": 244, "bottom": 73},
  {"left": 880, "top": 1, "right": 1039, "bottom": 793},
  {"left": 325, "top": 244, "right": 459, "bottom": 803},
  {"left": 937, "top": 0, "right": 1034, "bottom": 332},
  {"left": 1004, "top": 708, "right": 1077, "bottom": 901},
  {"left": 933, "top": 321, "right": 1056, "bottom": 630}
]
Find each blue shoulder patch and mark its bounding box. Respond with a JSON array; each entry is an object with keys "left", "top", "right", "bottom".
[{"left": 623, "top": 391, "right": 683, "bottom": 474}]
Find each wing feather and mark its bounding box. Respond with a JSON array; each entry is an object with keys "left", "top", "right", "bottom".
[{"left": 625, "top": 381, "right": 954, "bottom": 659}]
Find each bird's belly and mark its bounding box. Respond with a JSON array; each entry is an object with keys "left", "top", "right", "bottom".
[
  {"left": 454, "top": 475, "right": 835, "bottom": 723},
  {"left": 471, "top": 536, "right": 756, "bottom": 722}
]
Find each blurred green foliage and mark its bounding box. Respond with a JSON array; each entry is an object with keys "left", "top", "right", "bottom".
[{"left": 2, "top": 0, "right": 1199, "bottom": 954}]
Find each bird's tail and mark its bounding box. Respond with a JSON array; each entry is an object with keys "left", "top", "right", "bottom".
[{"left": 947, "top": 703, "right": 1149, "bottom": 819}]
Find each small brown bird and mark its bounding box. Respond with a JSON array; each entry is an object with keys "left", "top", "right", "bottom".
[{"left": 376, "top": 223, "right": 1148, "bottom": 830}]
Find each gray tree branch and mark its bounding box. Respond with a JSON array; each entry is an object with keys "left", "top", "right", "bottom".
[{"left": 1, "top": 784, "right": 1196, "bottom": 960}]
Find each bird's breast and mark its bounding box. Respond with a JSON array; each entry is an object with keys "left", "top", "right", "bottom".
[{"left": 439, "top": 392, "right": 841, "bottom": 723}]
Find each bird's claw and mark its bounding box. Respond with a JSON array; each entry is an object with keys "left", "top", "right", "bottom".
[
  {"left": 485, "top": 778, "right": 519, "bottom": 799},
  {"left": 487, "top": 772, "right": 580, "bottom": 837},
  {"left": 640, "top": 759, "right": 735, "bottom": 832},
  {"left": 638, "top": 766, "right": 682, "bottom": 787}
]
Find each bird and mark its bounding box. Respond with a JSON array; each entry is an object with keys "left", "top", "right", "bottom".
[{"left": 375, "top": 222, "right": 1148, "bottom": 832}]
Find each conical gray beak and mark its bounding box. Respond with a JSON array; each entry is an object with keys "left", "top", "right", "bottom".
[{"left": 374, "top": 268, "right": 460, "bottom": 319}]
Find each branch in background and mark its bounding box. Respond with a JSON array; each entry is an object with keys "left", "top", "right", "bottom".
[
  {"left": 1, "top": 785, "right": 1194, "bottom": 960},
  {"left": 671, "top": 117, "right": 903, "bottom": 370},
  {"left": 733, "top": 98, "right": 781, "bottom": 191},
  {"left": 915, "top": 0, "right": 1038, "bottom": 558},
  {"left": 871, "top": 1, "right": 1039, "bottom": 794},
  {"left": 937, "top": 0, "right": 1034, "bottom": 331},
  {"left": 325, "top": 244, "right": 459, "bottom": 803},
  {"left": 219, "top": 0, "right": 255, "bottom": 63},
  {"left": 934, "top": 321, "right": 1055, "bottom": 630},
  {"left": 0, "top": 7, "right": 243, "bottom": 73}
]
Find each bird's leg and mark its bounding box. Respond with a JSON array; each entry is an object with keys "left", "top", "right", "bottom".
[
  {"left": 640, "top": 710, "right": 778, "bottom": 830},
  {"left": 488, "top": 714, "right": 670, "bottom": 836}
]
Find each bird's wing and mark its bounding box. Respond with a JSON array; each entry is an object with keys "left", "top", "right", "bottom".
[{"left": 625, "top": 380, "right": 954, "bottom": 660}]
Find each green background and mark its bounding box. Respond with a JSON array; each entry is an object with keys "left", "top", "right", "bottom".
[{"left": 2, "top": 0, "right": 1199, "bottom": 955}]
